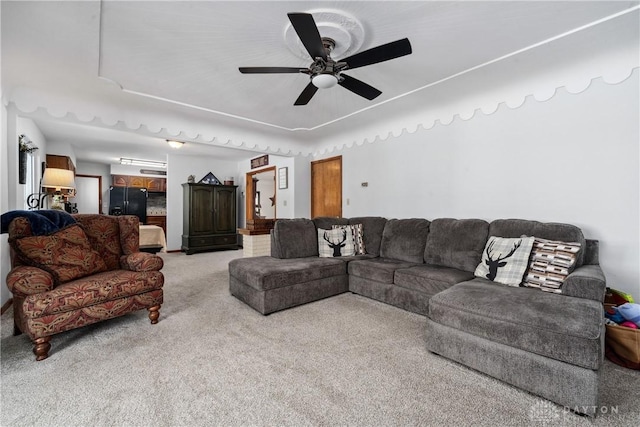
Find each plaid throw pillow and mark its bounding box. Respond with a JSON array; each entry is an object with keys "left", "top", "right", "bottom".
[
  {"left": 318, "top": 228, "right": 355, "bottom": 258},
  {"left": 332, "top": 224, "right": 366, "bottom": 255},
  {"left": 522, "top": 237, "right": 581, "bottom": 293},
  {"left": 475, "top": 236, "right": 534, "bottom": 286}
]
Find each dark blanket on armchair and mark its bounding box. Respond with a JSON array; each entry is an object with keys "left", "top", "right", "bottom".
[{"left": 1, "top": 210, "right": 76, "bottom": 236}]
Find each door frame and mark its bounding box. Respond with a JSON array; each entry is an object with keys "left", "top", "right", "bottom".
[
  {"left": 245, "top": 166, "right": 276, "bottom": 223},
  {"left": 75, "top": 174, "right": 103, "bottom": 214}
]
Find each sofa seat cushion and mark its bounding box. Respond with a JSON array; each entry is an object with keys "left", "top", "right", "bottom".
[
  {"left": 428, "top": 278, "right": 604, "bottom": 370},
  {"left": 23, "top": 269, "right": 164, "bottom": 318},
  {"left": 394, "top": 265, "right": 474, "bottom": 295},
  {"left": 229, "top": 256, "right": 346, "bottom": 291},
  {"left": 348, "top": 258, "right": 419, "bottom": 284}
]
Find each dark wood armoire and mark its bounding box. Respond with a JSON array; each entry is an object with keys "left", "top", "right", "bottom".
[{"left": 181, "top": 183, "right": 238, "bottom": 255}]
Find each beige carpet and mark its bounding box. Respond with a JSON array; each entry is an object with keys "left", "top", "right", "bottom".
[{"left": 2, "top": 250, "right": 639, "bottom": 426}]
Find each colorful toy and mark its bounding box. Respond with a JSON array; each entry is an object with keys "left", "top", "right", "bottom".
[
  {"left": 617, "top": 302, "right": 640, "bottom": 327},
  {"left": 605, "top": 288, "right": 635, "bottom": 305},
  {"left": 620, "top": 321, "right": 638, "bottom": 329},
  {"left": 605, "top": 307, "right": 625, "bottom": 324}
]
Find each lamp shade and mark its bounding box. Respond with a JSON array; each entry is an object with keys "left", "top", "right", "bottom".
[{"left": 41, "top": 168, "right": 75, "bottom": 191}]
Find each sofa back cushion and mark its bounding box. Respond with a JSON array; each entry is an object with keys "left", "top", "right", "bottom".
[
  {"left": 12, "top": 224, "right": 108, "bottom": 285},
  {"left": 271, "top": 218, "right": 319, "bottom": 259},
  {"left": 73, "top": 214, "right": 125, "bottom": 270},
  {"left": 424, "top": 218, "right": 490, "bottom": 272},
  {"left": 379, "top": 218, "right": 430, "bottom": 263},
  {"left": 349, "top": 217, "right": 387, "bottom": 256},
  {"left": 312, "top": 217, "right": 349, "bottom": 230},
  {"left": 489, "top": 219, "right": 586, "bottom": 267}
]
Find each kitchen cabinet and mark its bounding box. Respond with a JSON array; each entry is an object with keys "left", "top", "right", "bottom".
[
  {"left": 46, "top": 154, "right": 75, "bottom": 173},
  {"left": 145, "top": 177, "right": 166, "bottom": 192},
  {"left": 112, "top": 175, "right": 165, "bottom": 191},
  {"left": 181, "top": 183, "right": 238, "bottom": 255}
]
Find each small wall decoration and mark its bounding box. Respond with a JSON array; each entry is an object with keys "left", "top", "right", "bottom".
[
  {"left": 199, "top": 172, "right": 221, "bottom": 185},
  {"left": 278, "top": 167, "right": 288, "bottom": 189},
  {"left": 18, "top": 134, "right": 38, "bottom": 185},
  {"left": 251, "top": 154, "right": 269, "bottom": 169}
]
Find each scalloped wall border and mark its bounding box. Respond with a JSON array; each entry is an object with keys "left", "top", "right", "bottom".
[
  {"left": 311, "top": 67, "right": 639, "bottom": 156},
  {"left": 8, "top": 66, "right": 638, "bottom": 159}
]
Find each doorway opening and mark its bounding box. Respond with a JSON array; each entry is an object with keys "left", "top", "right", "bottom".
[
  {"left": 245, "top": 166, "right": 276, "bottom": 231},
  {"left": 73, "top": 174, "right": 103, "bottom": 214}
]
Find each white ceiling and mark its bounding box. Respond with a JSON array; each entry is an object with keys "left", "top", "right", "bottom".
[{"left": 2, "top": 1, "right": 638, "bottom": 165}]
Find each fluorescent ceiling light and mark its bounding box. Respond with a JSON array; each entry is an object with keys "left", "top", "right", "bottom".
[{"left": 120, "top": 158, "right": 167, "bottom": 168}]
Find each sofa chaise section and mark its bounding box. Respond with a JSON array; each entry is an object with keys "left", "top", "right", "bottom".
[
  {"left": 229, "top": 256, "right": 347, "bottom": 315},
  {"left": 229, "top": 218, "right": 349, "bottom": 314},
  {"left": 424, "top": 219, "right": 606, "bottom": 416}
]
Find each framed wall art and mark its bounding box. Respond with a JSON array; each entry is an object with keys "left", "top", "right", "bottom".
[{"left": 278, "top": 167, "right": 288, "bottom": 189}]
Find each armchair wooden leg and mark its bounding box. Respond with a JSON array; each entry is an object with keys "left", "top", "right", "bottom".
[
  {"left": 148, "top": 305, "right": 160, "bottom": 324},
  {"left": 13, "top": 322, "right": 23, "bottom": 336},
  {"left": 33, "top": 336, "right": 51, "bottom": 361}
]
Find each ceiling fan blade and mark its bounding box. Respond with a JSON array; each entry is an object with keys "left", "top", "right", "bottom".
[
  {"left": 338, "top": 74, "right": 382, "bottom": 100},
  {"left": 294, "top": 82, "right": 319, "bottom": 105},
  {"left": 287, "top": 13, "right": 327, "bottom": 61},
  {"left": 341, "top": 38, "right": 412, "bottom": 70},
  {"left": 239, "top": 67, "right": 307, "bottom": 74}
]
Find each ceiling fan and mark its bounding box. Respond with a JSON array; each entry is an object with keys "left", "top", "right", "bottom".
[{"left": 239, "top": 13, "right": 412, "bottom": 105}]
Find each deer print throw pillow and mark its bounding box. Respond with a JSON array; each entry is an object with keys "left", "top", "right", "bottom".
[
  {"left": 474, "top": 236, "right": 535, "bottom": 286},
  {"left": 332, "top": 224, "right": 366, "bottom": 255},
  {"left": 318, "top": 228, "right": 356, "bottom": 257}
]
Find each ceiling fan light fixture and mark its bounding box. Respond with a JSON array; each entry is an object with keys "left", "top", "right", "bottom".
[
  {"left": 311, "top": 73, "right": 338, "bottom": 89},
  {"left": 167, "top": 139, "right": 184, "bottom": 149}
]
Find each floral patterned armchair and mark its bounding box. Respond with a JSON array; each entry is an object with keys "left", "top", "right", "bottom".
[{"left": 5, "top": 213, "right": 164, "bottom": 361}]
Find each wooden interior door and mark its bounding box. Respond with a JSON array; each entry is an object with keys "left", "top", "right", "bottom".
[{"left": 311, "top": 156, "right": 342, "bottom": 218}]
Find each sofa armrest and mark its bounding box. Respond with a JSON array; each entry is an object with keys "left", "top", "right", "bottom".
[
  {"left": 6, "top": 266, "right": 55, "bottom": 297},
  {"left": 120, "top": 252, "right": 164, "bottom": 272},
  {"left": 562, "top": 265, "right": 606, "bottom": 302}
]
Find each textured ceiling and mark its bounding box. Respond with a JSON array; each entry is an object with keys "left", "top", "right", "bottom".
[{"left": 2, "top": 1, "right": 638, "bottom": 164}]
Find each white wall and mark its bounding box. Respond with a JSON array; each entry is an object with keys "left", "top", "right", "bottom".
[
  {"left": 1, "top": 114, "right": 49, "bottom": 307},
  {"left": 47, "top": 140, "right": 76, "bottom": 167},
  {"left": 237, "top": 155, "right": 296, "bottom": 227},
  {"left": 166, "top": 153, "right": 241, "bottom": 251},
  {"left": 315, "top": 72, "right": 639, "bottom": 298},
  {"left": 1, "top": 103, "right": 10, "bottom": 309},
  {"left": 292, "top": 155, "right": 311, "bottom": 219}
]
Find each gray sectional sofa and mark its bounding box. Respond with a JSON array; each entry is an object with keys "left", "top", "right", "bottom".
[{"left": 228, "top": 216, "right": 606, "bottom": 416}]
